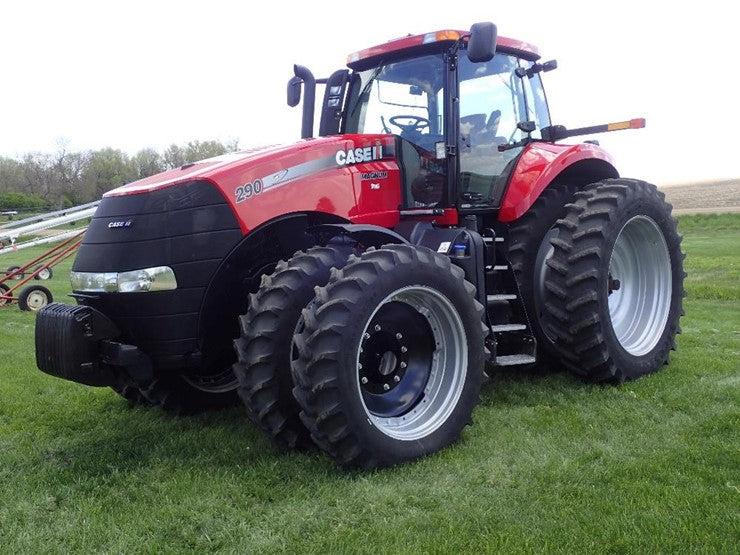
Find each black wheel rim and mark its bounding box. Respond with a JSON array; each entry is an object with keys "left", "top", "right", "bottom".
[
  {"left": 359, "top": 301, "right": 434, "bottom": 417},
  {"left": 356, "top": 286, "right": 467, "bottom": 440}
]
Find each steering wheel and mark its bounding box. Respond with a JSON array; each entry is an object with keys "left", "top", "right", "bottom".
[{"left": 389, "top": 115, "right": 430, "bottom": 134}]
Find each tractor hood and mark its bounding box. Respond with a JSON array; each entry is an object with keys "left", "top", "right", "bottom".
[
  {"left": 104, "top": 134, "right": 401, "bottom": 233},
  {"left": 105, "top": 136, "right": 395, "bottom": 198}
]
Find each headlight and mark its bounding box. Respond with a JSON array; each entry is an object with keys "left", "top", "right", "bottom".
[{"left": 71, "top": 266, "right": 177, "bottom": 293}]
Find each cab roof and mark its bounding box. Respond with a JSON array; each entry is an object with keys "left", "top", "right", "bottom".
[{"left": 347, "top": 29, "right": 540, "bottom": 70}]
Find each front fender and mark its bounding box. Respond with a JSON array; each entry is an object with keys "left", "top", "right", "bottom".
[
  {"left": 307, "top": 223, "right": 409, "bottom": 248},
  {"left": 499, "top": 142, "right": 618, "bottom": 222}
]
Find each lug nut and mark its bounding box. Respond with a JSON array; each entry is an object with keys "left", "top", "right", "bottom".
[
  {"left": 396, "top": 333, "right": 403, "bottom": 340},
  {"left": 383, "top": 383, "right": 390, "bottom": 391},
  {"left": 374, "top": 324, "right": 382, "bottom": 332},
  {"left": 401, "top": 346, "right": 407, "bottom": 353},
  {"left": 361, "top": 377, "right": 368, "bottom": 384},
  {"left": 393, "top": 375, "right": 400, "bottom": 383},
  {"left": 400, "top": 361, "right": 407, "bottom": 369},
  {"left": 364, "top": 332, "right": 370, "bottom": 340},
  {"left": 358, "top": 363, "right": 363, "bottom": 370}
]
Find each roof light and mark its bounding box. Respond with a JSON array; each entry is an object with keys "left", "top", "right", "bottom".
[{"left": 435, "top": 30, "right": 462, "bottom": 42}]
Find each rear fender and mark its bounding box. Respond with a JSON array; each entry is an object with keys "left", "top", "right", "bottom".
[{"left": 499, "top": 142, "right": 618, "bottom": 222}]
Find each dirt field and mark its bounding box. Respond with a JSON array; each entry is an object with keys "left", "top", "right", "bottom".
[{"left": 659, "top": 178, "right": 740, "bottom": 214}]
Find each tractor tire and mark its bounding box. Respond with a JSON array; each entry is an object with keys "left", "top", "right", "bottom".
[
  {"left": 507, "top": 183, "right": 575, "bottom": 365},
  {"left": 18, "top": 285, "right": 53, "bottom": 311},
  {"left": 34, "top": 265, "right": 53, "bottom": 280},
  {"left": 291, "top": 244, "right": 487, "bottom": 469},
  {"left": 543, "top": 178, "right": 685, "bottom": 383},
  {"left": 0, "top": 283, "right": 11, "bottom": 306},
  {"left": 233, "top": 245, "right": 355, "bottom": 449},
  {"left": 6, "top": 265, "right": 24, "bottom": 280}
]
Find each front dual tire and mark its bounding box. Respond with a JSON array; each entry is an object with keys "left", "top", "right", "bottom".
[{"left": 291, "top": 244, "right": 487, "bottom": 468}]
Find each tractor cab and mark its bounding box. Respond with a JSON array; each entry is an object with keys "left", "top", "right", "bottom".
[{"left": 291, "top": 24, "right": 553, "bottom": 212}]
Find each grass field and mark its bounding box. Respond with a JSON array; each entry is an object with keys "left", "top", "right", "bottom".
[{"left": 1, "top": 214, "right": 738, "bottom": 552}]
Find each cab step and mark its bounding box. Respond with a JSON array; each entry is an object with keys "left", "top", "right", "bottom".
[
  {"left": 487, "top": 294, "right": 517, "bottom": 302},
  {"left": 490, "top": 323, "right": 527, "bottom": 333},
  {"left": 495, "top": 354, "right": 536, "bottom": 366}
]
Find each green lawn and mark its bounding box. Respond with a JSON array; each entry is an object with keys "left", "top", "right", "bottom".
[{"left": 0, "top": 214, "right": 738, "bottom": 553}]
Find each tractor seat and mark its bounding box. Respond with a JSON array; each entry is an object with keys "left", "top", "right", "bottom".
[
  {"left": 475, "top": 109, "right": 502, "bottom": 144},
  {"left": 460, "top": 113, "right": 487, "bottom": 148}
]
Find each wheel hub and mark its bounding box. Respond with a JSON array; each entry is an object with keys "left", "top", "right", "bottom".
[
  {"left": 27, "top": 291, "right": 48, "bottom": 310},
  {"left": 358, "top": 303, "right": 433, "bottom": 417}
]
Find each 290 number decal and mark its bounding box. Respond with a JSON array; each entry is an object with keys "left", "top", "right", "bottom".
[{"left": 235, "top": 179, "right": 263, "bottom": 203}]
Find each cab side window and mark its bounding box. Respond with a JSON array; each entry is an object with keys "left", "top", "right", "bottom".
[{"left": 457, "top": 53, "right": 526, "bottom": 208}]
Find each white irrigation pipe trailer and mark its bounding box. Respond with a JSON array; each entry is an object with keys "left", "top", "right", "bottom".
[
  {"left": 0, "top": 201, "right": 99, "bottom": 310},
  {"left": 0, "top": 201, "right": 98, "bottom": 254}
]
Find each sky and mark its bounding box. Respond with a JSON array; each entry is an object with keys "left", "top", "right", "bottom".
[{"left": 1, "top": 0, "right": 737, "bottom": 185}]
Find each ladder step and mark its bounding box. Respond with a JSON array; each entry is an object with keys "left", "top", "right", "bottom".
[
  {"left": 490, "top": 324, "right": 527, "bottom": 333},
  {"left": 495, "top": 354, "right": 536, "bottom": 366},
  {"left": 487, "top": 294, "right": 517, "bottom": 302}
]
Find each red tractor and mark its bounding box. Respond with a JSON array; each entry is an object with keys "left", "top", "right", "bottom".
[{"left": 35, "top": 23, "right": 684, "bottom": 468}]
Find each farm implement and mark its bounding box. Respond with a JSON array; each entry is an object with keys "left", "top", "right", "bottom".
[{"left": 1, "top": 202, "right": 96, "bottom": 310}]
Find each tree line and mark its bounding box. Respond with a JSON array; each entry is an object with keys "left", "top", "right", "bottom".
[{"left": 0, "top": 139, "right": 238, "bottom": 210}]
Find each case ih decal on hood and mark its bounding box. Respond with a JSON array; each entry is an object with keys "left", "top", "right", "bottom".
[{"left": 234, "top": 142, "right": 395, "bottom": 204}]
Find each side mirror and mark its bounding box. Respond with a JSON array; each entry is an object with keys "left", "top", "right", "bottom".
[
  {"left": 467, "top": 22, "right": 497, "bottom": 63},
  {"left": 542, "top": 59, "right": 558, "bottom": 72},
  {"left": 287, "top": 76, "right": 302, "bottom": 107}
]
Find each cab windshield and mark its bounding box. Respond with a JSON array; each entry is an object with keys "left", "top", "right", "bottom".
[
  {"left": 342, "top": 48, "right": 551, "bottom": 209},
  {"left": 344, "top": 53, "right": 446, "bottom": 153}
]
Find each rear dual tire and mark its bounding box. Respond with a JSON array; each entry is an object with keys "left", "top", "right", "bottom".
[
  {"left": 543, "top": 179, "right": 685, "bottom": 382},
  {"left": 507, "top": 183, "right": 575, "bottom": 365}
]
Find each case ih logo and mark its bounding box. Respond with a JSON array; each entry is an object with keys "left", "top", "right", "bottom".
[
  {"left": 108, "top": 220, "right": 132, "bottom": 229},
  {"left": 335, "top": 146, "right": 384, "bottom": 166}
]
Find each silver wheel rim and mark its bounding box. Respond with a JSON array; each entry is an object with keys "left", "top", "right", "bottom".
[
  {"left": 608, "top": 216, "right": 672, "bottom": 356},
  {"left": 27, "top": 290, "right": 49, "bottom": 310},
  {"left": 534, "top": 226, "right": 559, "bottom": 341},
  {"left": 38, "top": 268, "right": 51, "bottom": 280},
  {"left": 355, "top": 285, "right": 467, "bottom": 441}
]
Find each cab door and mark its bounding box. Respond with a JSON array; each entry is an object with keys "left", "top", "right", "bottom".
[{"left": 456, "top": 52, "right": 548, "bottom": 209}]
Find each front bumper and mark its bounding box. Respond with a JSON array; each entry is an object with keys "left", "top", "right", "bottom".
[{"left": 35, "top": 303, "right": 153, "bottom": 387}]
